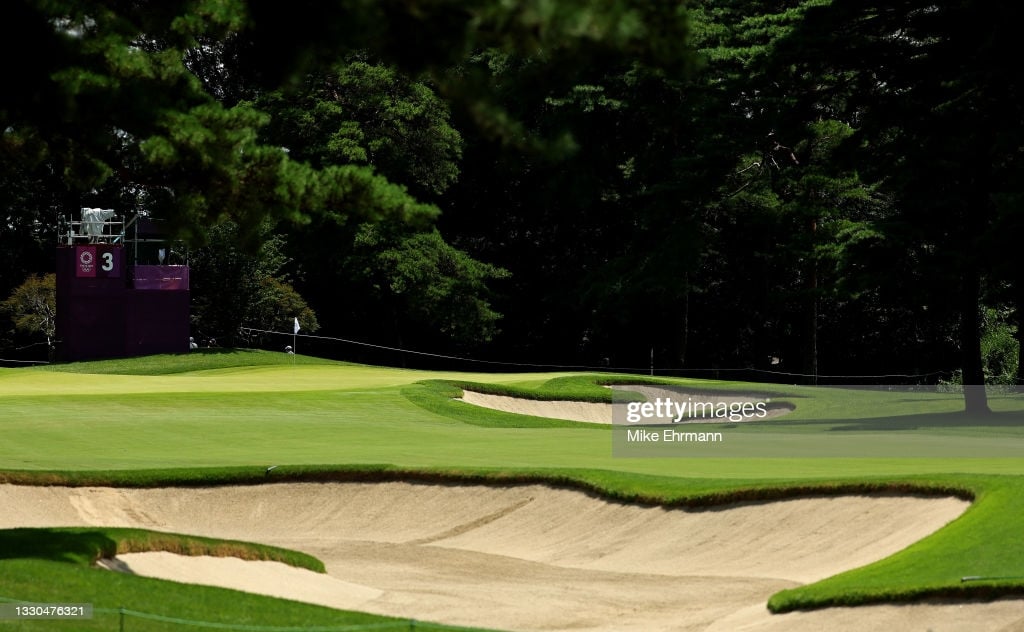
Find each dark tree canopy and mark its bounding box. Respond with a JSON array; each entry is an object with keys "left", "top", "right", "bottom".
[{"left": 1, "top": 0, "right": 688, "bottom": 246}]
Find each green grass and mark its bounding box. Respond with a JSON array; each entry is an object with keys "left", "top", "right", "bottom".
[
  {"left": 2, "top": 350, "right": 1024, "bottom": 626},
  {"left": 768, "top": 475, "right": 1024, "bottom": 612},
  {"left": 0, "top": 527, "right": 323, "bottom": 571},
  {"left": 33, "top": 348, "right": 343, "bottom": 375}
]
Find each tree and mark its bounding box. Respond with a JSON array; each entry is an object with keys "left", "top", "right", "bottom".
[
  {"left": 248, "top": 57, "right": 508, "bottom": 351},
  {"left": 246, "top": 277, "right": 320, "bottom": 344},
  {"left": 2, "top": 273, "right": 56, "bottom": 360},
  {"left": 189, "top": 221, "right": 318, "bottom": 346},
  {"left": 345, "top": 223, "right": 509, "bottom": 349},
  {"left": 254, "top": 59, "right": 463, "bottom": 198}
]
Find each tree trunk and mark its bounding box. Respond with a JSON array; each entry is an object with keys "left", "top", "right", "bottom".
[
  {"left": 803, "top": 218, "right": 818, "bottom": 385},
  {"left": 1017, "top": 273, "right": 1024, "bottom": 385},
  {"left": 1017, "top": 323, "right": 1023, "bottom": 386},
  {"left": 679, "top": 276, "right": 689, "bottom": 367},
  {"left": 960, "top": 265, "right": 990, "bottom": 414}
]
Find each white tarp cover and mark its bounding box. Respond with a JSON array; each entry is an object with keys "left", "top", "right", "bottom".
[{"left": 80, "top": 207, "right": 115, "bottom": 237}]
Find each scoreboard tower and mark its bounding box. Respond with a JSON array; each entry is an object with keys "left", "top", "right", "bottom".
[{"left": 55, "top": 210, "right": 190, "bottom": 362}]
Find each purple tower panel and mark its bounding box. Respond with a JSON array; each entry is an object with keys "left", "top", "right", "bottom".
[
  {"left": 55, "top": 247, "right": 130, "bottom": 362},
  {"left": 132, "top": 265, "right": 190, "bottom": 290},
  {"left": 62, "top": 295, "right": 129, "bottom": 359},
  {"left": 126, "top": 290, "right": 191, "bottom": 356}
]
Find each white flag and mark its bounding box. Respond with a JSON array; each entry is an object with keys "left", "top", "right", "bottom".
[{"left": 293, "top": 317, "right": 301, "bottom": 334}]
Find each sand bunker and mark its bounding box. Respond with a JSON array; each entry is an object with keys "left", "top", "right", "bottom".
[
  {"left": 97, "top": 552, "right": 383, "bottom": 610},
  {"left": 459, "top": 384, "right": 793, "bottom": 424},
  {"left": 460, "top": 390, "right": 614, "bottom": 423},
  {"left": 4, "top": 482, "right": 1019, "bottom": 631}
]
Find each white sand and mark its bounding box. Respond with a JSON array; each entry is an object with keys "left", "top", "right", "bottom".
[
  {"left": 4, "top": 482, "right": 1019, "bottom": 631},
  {"left": 459, "top": 390, "right": 614, "bottom": 423},
  {"left": 458, "top": 385, "right": 794, "bottom": 424},
  {"left": 96, "top": 553, "right": 383, "bottom": 611}
]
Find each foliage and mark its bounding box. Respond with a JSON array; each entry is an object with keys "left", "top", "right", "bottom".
[
  {"left": 189, "top": 221, "right": 318, "bottom": 345},
  {"left": 346, "top": 223, "right": 509, "bottom": 346},
  {"left": 943, "top": 308, "right": 1022, "bottom": 387},
  {"left": 252, "top": 58, "right": 506, "bottom": 350},
  {"left": 980, "top": 312, "right": 1020, "bottom": 387},
  {"left": 255, "top": 60, "right": 463, "bottom": 198},
  {"left": 0, "top": 0, "right": 687, "bottom": 250},
  {"left": 0, "top": 148, "right": 58, "bottom": 301},
  {"left": 247, "top": 277, "right": 319, "bottom": 337},
  {"left": 1, "top": 273, "right": 56, "bottom": 354}
]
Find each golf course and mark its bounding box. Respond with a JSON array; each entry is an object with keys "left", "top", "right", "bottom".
[
  {"left": 2, "top": 349, "right": 1023, "bottom": 631},
  {"left": 4, "top": 0, "right": 1024, "bottom": 629}
]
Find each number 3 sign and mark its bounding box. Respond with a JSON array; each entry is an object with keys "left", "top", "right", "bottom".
[{"left": 76, "top": 246, "right": 120, "bottom": 278}]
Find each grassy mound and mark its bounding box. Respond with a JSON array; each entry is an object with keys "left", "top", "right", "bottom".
[
  {"left": 0, "top": 527, "right": 323, "bottom": 571},
  {"left": 33, "top": 348, "right": 342, "bottom": 375}
]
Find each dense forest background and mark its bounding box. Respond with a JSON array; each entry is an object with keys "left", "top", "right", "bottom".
[{"left": 2, "top": 1, "right": 1021, "bottom": 399}]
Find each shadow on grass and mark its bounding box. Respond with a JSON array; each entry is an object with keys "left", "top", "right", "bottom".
[
  {"left": 723, "top": 409, "right": 1024, "bottom": 432},
  {"left": 824, "top": 410, "right": 1024, "bottom": 432},
  {"left": 0, "top": 528, "right": 116, "bottom": 565}
]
